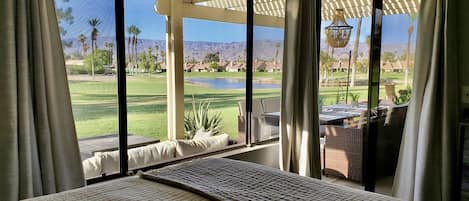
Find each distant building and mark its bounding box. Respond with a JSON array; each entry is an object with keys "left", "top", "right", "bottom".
[
  {"left": 65, "top": 59, "right": 84, "bottom": 67},
  {"left": 226, "top": 61, "right": 246, "bottom": 72}
]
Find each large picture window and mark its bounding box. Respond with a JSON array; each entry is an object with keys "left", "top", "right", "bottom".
[{"left": 54, "top": 0, "right": 419, "bottom": 192}]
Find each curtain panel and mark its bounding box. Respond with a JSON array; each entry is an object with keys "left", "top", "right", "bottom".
[
  {"left": 0, "top": 0, "right": 85, "bottom": 200},
  {"left": 279, "top": 0, "right": 322, "bottom": 178},
  {"left": 392, "top": 0, "right": 459, "bottom": 200}
]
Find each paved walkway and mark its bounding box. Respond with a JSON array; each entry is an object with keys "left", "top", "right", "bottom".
[{"left": 79, "top": 134, "right": 159, "bottom": 160}]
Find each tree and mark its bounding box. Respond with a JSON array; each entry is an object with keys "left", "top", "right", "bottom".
[
  {"left": 382, "top": 51, "right": 397, "bottom": 68},
  {"left": 405, "top": 13, "right": 417, "bottom": 86},
  {"left": 84, "top": 49, "right": 109, "bottom": 75},
  {"left": 320, "top": 51, "right": 335, "bottom": 82},
  {"left": 209, "top": 62, "right": 219, "bottom": 72},
  {"left": 126, "top": 25, "right": 141, "bottom": 73},
  {"left": 133, "top": 27, "right": 141, "bottom": 73},
  {"left": 83, "top": 43, "right": 89, "bottom": 57},
  {"left": 127, "top": 26, "right": 134, "bottom": 68},
  {"left": 55, "top": 0, "right": 74, "bottom": 49},
  {"left": 88, "top": 18, "right": 101, "bottom": 78},
  {"left": 104, "top": 42, "right": 114, "bottom": 65},
  {"left": 78, "top": 34, "right": 87, "bottom": 57},
  {"left": 160, "top": 50, "right": 166, "bottom": 63},
  {"left": 154, "top": 45, "right": 160, "bottom": 63},
  {"left": 350, "top": 18, "right": 362, "bottom": 87},
  {"left": 204, "top": 52, "right": 220, "bottom": 63},
  {"left": 274, "top": 42, "right": 281, "bottom": 66}
]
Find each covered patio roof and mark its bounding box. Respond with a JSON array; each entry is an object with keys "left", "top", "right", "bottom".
[{"left": 157, "top": 0, "right": 420, "bottom": 27}]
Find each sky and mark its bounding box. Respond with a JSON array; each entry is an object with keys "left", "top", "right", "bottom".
[{"left": 56, "top": 0, "right": 418, "bottom": 44}]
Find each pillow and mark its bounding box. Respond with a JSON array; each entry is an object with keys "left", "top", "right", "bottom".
[
  {"left": 96, "top": 141, "right": 177, "bottom": 175},
  {"left": 193, "top": 128, "right": 213, "bottom": 140},
  {"left": 94, "top": 150, "right": 120, "bottom": 175},
  {"left": 82, "top": 156, "right": 102, "bottom": 179},
  {"left": 127, "top": 141, "right": 176, "bottom": 169},
  {"left": 176, "top": 134, "right": 229, "bottom": 157}
]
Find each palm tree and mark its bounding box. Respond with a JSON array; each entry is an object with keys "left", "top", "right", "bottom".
[
  {"left": 78, "top": 34, "right": 87, "bottom": 57},
  {"left": 405, "top": 13, "right": 417, "bottom": 86},
  {"left": 126, "top": 25, "right": 141, "bottom": 72},
  {"left": 127, "top": 26, "right": 135, "bottom": 68},
  {"left": 88, "top": 18, "right": 101, "bottom": 78},
  {"left": 133, "top": 27, "right": 141, "bottom": 73},
  {"left": 350, "top": 18, "right": 362, "bottom": 87},
  {"left": 155, "top": 45, "right": 160, "bottom": 62},
  {"left": 105, "top": 42, "right": 114, "bottom": 65},
  {"left": 274, "top": 42, "right": 280, "bottom": 63},
  {"left": 83, "top": 43, "right": 89, "bottom": 56},
  {"left": 364, "top": 35, "right": 371, "bottom": 74}
]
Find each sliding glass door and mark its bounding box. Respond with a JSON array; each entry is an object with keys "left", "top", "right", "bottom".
[
  {"left": 372, "top": 0, "right": 420, "bottom": 194},
  {"left": 123, "top": 0, "right": 169, "bottom": 172},
  {"left": 251, "top": 0, "right": 285, "bottom": 143},
  {"left": 319, "top": 0, "right": 373, "bottom": 187},
  {"left": 318, "top": 0, "right": 420, "bottom": 195},
  {"left": 54, "top": 0, "right": 120, "bottom": 179}
]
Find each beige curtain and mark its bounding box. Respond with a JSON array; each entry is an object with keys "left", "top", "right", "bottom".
[
  {"left": 0, "top": 0, "right": 85, "bottom": 200},
  {"left": 279, "top": 0, "right": 321, "bottom": 178},
  {"left": 392, "top": 0, "right": 458, "bottom": 200}
]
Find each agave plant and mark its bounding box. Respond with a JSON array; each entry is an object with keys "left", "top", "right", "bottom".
[
  {"left": 349, "top": 93, "right": 360, "bottom": 103},
  {"left": 184, "top": 96, "right": 222, "bottom": 139},
  {"left": 393, "top": 86, "right": 412, "bottom": 105}
]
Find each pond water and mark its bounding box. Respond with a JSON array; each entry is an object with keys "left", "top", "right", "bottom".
[{"left": 185, "top": 78, "right": 280, "bottom": 89}]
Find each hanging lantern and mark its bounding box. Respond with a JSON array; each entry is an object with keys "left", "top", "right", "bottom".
[{"left": 325, "top": 9, "right": 353, "bottom": 48}]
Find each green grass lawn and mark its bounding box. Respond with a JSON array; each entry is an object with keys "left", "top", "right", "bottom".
[{"left": 69, "top": 71, "right": 412, "bottom": 141}]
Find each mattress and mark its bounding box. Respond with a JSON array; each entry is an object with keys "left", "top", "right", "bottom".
[{"left": 25, "top": 159, "right": 401, "bottom": 201}]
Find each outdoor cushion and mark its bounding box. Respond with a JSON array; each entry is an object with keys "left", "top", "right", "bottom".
[
  {"left": 96, "top": 140, "right": 177, "bottom": 175},
  {"left": 193, "top": 128, "right": 213, "bottom": 140},
  {"left": 82, "top": 156, "right": 102, "bottom": 179},
  {"left": 262, "top": 97, "right": 281, "bottom": 113},
  {"left": 176, "top": 134, "right": 229, "bottom": 157}
]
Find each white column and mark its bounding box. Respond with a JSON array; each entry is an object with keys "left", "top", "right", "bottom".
[{"left": 166, "top": 0, "right": 185, "bottom": 140}]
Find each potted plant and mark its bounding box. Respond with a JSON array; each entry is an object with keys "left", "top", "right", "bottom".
[{"left": 349, "top": 93, "right": 360, "bottom": 107}]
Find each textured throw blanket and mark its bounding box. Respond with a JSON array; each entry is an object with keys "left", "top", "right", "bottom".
[{"left": 140, "top": 158, "right": 401, "bottom": 201}]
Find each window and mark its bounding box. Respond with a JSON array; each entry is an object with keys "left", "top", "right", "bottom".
[
  {"left": 251, "top": 25, "right": 284, "bottom": 143},
  {"left": 183, "top": 18, "right": 247, "bottom": 145},
  {"left": 54, "top": 0, "right": 120, "bottom": 179}
]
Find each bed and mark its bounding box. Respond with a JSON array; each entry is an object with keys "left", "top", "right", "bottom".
[{"left": 25, "top": 158, "right": 401, "bottom": 201}]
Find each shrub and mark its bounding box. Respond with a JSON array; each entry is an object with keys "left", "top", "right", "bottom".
[
  {"left": 84, "top": 49, "right": 110, "bottom": 74},
  {"left": 209, "top": 62, "right": 219, "bottom": 71},
  {"left": 68, "top": 65, "right": 88, "bottom": 75}
]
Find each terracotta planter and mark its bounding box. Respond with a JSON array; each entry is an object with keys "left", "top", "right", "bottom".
[{"left": 384, "top": 83, "right": 395, "bottom": 101}]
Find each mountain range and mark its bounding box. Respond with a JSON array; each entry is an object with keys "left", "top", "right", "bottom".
[{"left": 63, "top": 37, "right": 414, "bottom": 62}]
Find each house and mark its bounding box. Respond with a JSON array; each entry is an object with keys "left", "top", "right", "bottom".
[{"left": 226, "top": 61, "right": 246, "bottom": 72}]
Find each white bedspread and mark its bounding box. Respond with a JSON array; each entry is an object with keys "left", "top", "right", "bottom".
[
  {"left": 141, "top": 158, "right": 401, "bottom": 201},
  {"left": 25, "top": 158, "right": 401, "bottom": 201},
  {"left": 23, "top": 177, "right": 208, "bottom": 201}
]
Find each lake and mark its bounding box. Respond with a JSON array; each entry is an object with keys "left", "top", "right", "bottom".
[{"left": 185, "top": 78, "right": 280, "bottom": 89}]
